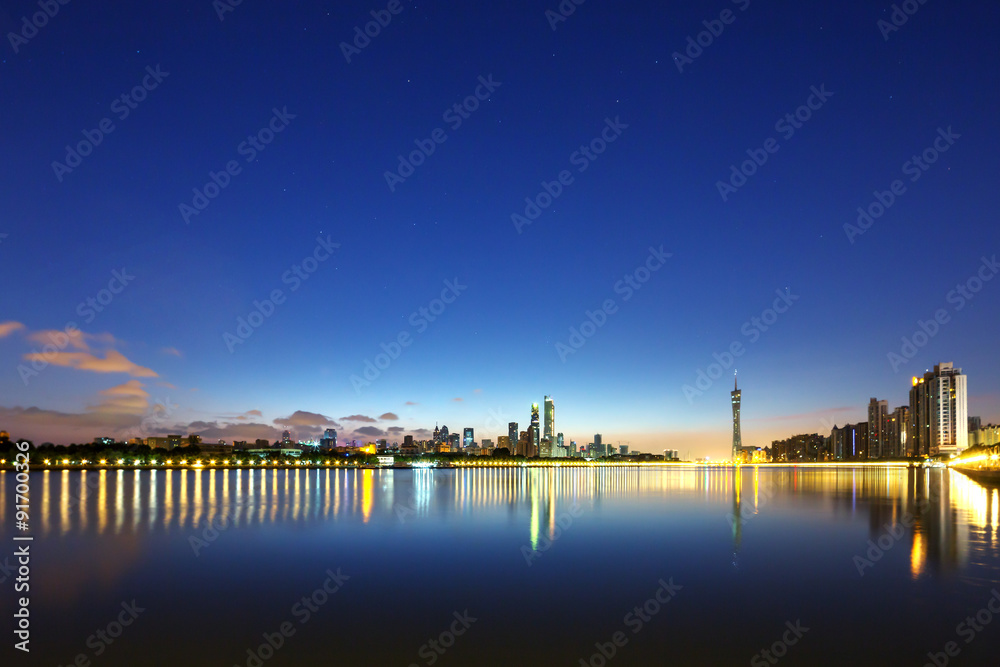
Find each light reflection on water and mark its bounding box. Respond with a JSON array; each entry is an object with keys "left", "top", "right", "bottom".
[{"left": 1, "top": 467, "right": 997, "bottom": 573}]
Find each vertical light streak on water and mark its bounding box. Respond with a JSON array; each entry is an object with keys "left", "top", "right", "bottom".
[
  {"left": 180, "top": 469, "right": 191, "bottom": 530},
  {"left": 529, "top": 484, "right": 540, "bottom": 552},
  {"left": 292, "top": 469, "right": 301, "bottom": 522},
  {"left": 284, "top": 469, "right": 291, "bottom": 522},
  {"left": 149, "top": 470, "right": 157, "bottom": 531},
  {"left": 114, "top": 470, "right": 124, "bottom": 534},
  {"left": 222, "top": 468, "right": 230, "bottom": 521},
  {"left": 207, "top": 469, "right": 216, "bottom": 530},
  {"left": 323, "top": 469, "right": 331, "bottom": 519},
  {"left": 133, "top": 469, "right": 142, "bottom": 531},
  {"left": 235, "top": 469, "right": 244, "bottom": 528},
  {"left": 361, "top": 470, "right": 373, "bottom": 524},
  {"left": 192, "top": 469, "right": 203, "bottom": 531},
  {"left": 76, "top": 470, "right": 87, "bottom": 533},
  {"left": 41, "top": 470, "right": 51, "bottom": 536},
  {"left": 59, "top": 470, "right": 70, "bottom": 535},
  {"left": 97, "top": 470, "right": 107, "bottom": 535},
  {"left": 334, "top": 468, "right": 341, "bottom": 517},
  {"left": 163, "top": 469, "right": 173, "bottom": 531}
]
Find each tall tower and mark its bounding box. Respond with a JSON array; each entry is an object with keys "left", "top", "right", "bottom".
[
  {"left": 531, "top": 403, "right": 540, "bottom": 453},
  {"left": 543, "top": 396, "right": 555, "bottom": 442},
  {"left": 731, "top": 373, "right": 742, "bottom": 462}
]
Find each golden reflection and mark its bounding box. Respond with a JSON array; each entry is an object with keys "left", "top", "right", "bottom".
[
  {"left": 149, "top": 470, "right": 157, "bottom": 529},
  {"left": 911, "top": 529, "right": 926, "bottom": 578},
  {"left": 361, "top": 470, "right": 374, "bottom": 523},
  {"left": 163, "top": 469, "right": 173, "bottom": 531},
  {"left": 133, "top": 470, "right": 141, "bottom": 530},
  {"left": 97, "top": 470, "right": 107, "bottom": 535},
  {"left": 193, "top": 469, "right": 203, "bottom": 529},
  {"left": 114, "top": 470, "right": 124, "bottom": 534},
  {"left": 529, "top": 484, "right": 539, "bottom": 551},
  {"left": 78, "top": 470, "right": 88, "bottom": 531},
  {"left": 60, "top": 469, "right": 71, "bottom": 534},
  {"left": 178, "top": 469, "right": 188, "bottom": 529},
  {"left": 41, "top": 470, "right": 50, "bottom": 536}
]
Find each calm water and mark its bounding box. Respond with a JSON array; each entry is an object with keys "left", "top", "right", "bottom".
[{"left": 2, "top": 466, "right": 999, "bottom": 666}]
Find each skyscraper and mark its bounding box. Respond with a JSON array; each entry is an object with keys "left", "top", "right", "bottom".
[
  {"left": 531, "top": 403, "right": 540, "bottom": 453},
  {"left": 508, "top": 422, "right": 518, "bottom": 450},
  {"left": 867, "top": 398, "right": 889, "bottom": 459},
  {"left": 909, "top": 362, "right": 968, "bottom": 456},
  {"left": 463, "top": 427, "right": 474, "bottom": 449},
  {"left": 731, "top": 374, "right": 742, "bottom": 461},
  {"left": 543, "top": 395, "right": 555, "bottom": 442}
]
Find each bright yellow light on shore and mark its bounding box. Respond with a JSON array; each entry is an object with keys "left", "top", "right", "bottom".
[{"left": 117, "top": 459, "right": 125, "bottom": 465}]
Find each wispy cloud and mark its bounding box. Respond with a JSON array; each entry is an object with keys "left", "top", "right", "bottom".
[
  {"left": 22, "top": 350, "right": 157, "bottom": 377},
  {"left": 341, "top": 414, "right": 377, "bottom": 423},
  {"left": 0, "top": 321, "right": 26, "bottom": 338}
]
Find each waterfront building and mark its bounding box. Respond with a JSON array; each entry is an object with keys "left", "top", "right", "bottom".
[
  {"left": 909, "top": 362, "right": 968, "bottom": 456},
  {"left": 867, "top": 398, "right": 890, "bottom": 459},
  {"left": 463, "top": 428, "right": 474, "bottom": 450},
  {"left": 887, "top": 406, "right": 909, "bottom": 458}
]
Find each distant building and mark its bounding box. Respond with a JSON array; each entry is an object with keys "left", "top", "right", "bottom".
[
  {"left": 517, "top": 431, "right": 531, "bottom": 457},
  {"left": 463, "top": 428, "right": 474, "bottom": 450},
  {"left": 770, "top": 434, "right": 825, "bottom": 462},
  {"left": 321, "top": 428, "right": 337, "bottom": 450},
  {"left": 969, "top": 416, "right": 982, "bottom": 434},
  {"left": 971, "top": 424, "right": 1000, "bottom": 448},
  {"left": 496, "top": 435, "right": 511, "bottom": 452},
  {"left": 540, "top": 437, "right": 552, "bottom": 458},
  {"left": 508, "top": 422, "right": 518, "bottom": 450},
  {"left": 909, "top": 362, "right": 968, "bottom": 456}
]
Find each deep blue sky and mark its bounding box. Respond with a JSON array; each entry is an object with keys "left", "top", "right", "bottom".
[{"left": 2, "top": 0, "right": 998, "bottom": 454}]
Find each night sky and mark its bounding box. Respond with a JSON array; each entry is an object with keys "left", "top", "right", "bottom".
[{"left": 2, "top": 0, "right": 998, "bottom": 455}]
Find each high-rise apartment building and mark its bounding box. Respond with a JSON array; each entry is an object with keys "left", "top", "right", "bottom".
[
  {"left": 508, "top": 422, "right": 518, "bottom": 451},
  {"left": 867, "top": 398, "right": 889, "bottom": 459},
  {"left": 909, "top": 362, "right": 968, "bottom": 456},
  {"left": 887, "top": 406, "right": 909, "bottom": 458},
  {"left": 463, "top": 428, "right": 474, "bottom": 449}
]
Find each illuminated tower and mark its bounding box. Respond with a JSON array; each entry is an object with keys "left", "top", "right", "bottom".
[
  {"left": 543, "top": 396, "right": 555, "bottom": 442},
  {"left": 731, "top": 373, "right": 742, "bottom": 462},
  {"left": 531, "top": 403, "right": 540, "bottom": 453}
]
